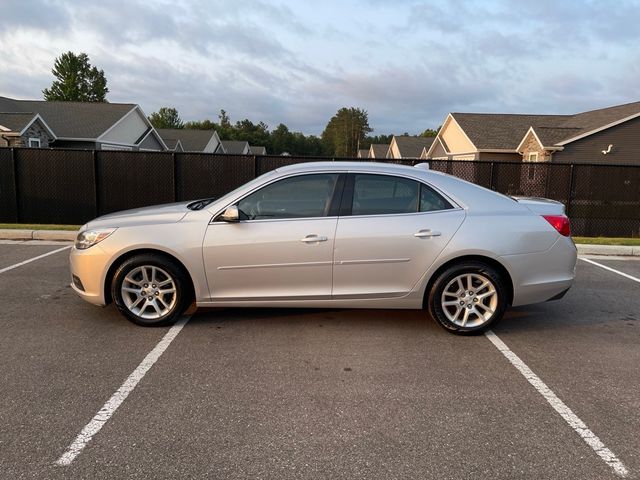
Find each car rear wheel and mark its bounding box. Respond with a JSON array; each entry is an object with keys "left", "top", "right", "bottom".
[
  {"left": 428, "top": 261, "right": 507, "bottom": 334},
  {"left": 111, "top": 254, "right": 191, "bottom": 327}
]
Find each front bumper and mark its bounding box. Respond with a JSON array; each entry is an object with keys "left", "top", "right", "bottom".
[{"left": 69, "top": 244, "right": 112, "bottom": 306}]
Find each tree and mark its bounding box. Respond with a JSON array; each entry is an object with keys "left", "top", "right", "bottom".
[
  {"left": 184, "top": 119, "right": 217, "bottom": 130},
  {"left": 43, "top": 52, "right": 108, "bottom": 102},
  {"left": 148, "top": 107, "right": 184, "bottom": 129},
  {"left": 361, "top": 134, "right": 393, "bottom": 150},
  {"left": 321, "top": 107, "right": 372, "bottom": 157},
  {"left": 420, "top": 127, "right": 439, "bottom": 137}
]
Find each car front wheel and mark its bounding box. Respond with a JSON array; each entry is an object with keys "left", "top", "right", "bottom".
[
  {"left": 111, "top": 254, "right": 191, "bottom": 327},
  {"left": 428, "top": 261, "right": 507, "bottom": 334}
]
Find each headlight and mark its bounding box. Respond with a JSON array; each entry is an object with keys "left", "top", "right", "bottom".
[{"left": 75, "top": 228, "right": 117, "bottom": 250}]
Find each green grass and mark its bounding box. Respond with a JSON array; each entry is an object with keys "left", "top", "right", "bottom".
[
  {"left": 573, "top": 236, "right": 640, "bottom": 246},
  {"left": 0, "top": 223, "right": 80, "bottom": 231},
  {"left": 0, "top": 224, "right": 638, "bottom": 245}
]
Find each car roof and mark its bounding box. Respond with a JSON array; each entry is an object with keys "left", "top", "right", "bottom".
[{"left": 275, "top": 161, "right": 434, "bottom": 178}]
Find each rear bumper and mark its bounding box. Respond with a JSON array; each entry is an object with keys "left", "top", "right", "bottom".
[{"left": 501, "top": 236, "right": 577, "bottom": 307}]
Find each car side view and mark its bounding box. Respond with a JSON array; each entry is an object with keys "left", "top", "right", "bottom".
[{"left": 70, "top": 162, "right": 577, "bottom": 334}]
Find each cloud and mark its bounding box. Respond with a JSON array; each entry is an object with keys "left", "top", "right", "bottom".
[
  {"left": 1, "top": 0, "right": 638, "bottom": 135},
  {"left": 0, "top": 0, "right": 70, "bottom": 33}
]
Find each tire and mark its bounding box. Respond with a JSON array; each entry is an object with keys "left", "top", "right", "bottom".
[
  {"left": 428, "top": 261, "right": 507, "bottom": 335},
  {"left": 111, "top": 253, "right": 191, "bottom": 327}
]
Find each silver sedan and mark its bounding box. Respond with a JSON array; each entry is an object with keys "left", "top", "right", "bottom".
[{"left": 70, "top": 161, "right": 576, "bottom": 334}]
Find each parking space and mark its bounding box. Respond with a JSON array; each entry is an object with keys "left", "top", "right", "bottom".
[{"left": 0, "top": 242, "right": 638, "bottom": 479}]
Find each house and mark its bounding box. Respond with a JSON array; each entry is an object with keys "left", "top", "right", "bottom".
[
  {"left": 0, "top": 96, "right": 166, "bottom": 151},
  {"left": 0, "top": 112, "right": 56, "bottom": 148},
  {"left": 249, "top": 145, "right": 267, "bottom": 155},
  {"left": 157, "top": 128, "right": 221, "bottom": 153},
  {"left": 368, "top": 144, "right": 389, "bottom": 159},
  {"left": 386, "top": 136, "right": 435, "bottom": 159},
  {"left": 219, "top": 140, "right": 251, "bottom": 155},
  {"left": 357, "top": 149, "right": 369, "bottom": 158},
  {"left": 425, "top": 101, "right": 640, "bottom": 164}
]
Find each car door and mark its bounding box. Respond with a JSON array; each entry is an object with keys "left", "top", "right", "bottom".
[
  {"left": 202, "top": 173, "right": 343, "bottom": 301},
  {"left": 332, "top": 173, "right": 465, "bottom": 298}
]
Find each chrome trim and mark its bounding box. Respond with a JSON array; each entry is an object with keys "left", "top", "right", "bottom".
[
  {"left": 218, "top": 261, "right": 333, "bottom": 271},
  {"left": 334, "top": 258, "right": 410, "bottom": 265}
]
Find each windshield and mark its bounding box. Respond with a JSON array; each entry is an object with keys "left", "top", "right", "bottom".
[{"left": 201, "top": 170, "right": 279, "bottom": 211}]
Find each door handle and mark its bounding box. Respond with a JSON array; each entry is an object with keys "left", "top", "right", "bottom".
[
  {"left": 300, "top": 235, "right": 328, "bottom": 243},
  {"left": 414, "top": 229, "right": 441, "bottom": 238}
]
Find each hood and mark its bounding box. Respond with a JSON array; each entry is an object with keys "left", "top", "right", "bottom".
[{"left": 84, "top": 201, "right": 192, "bottom": 229}]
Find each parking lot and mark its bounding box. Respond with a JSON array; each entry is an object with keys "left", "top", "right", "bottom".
[{"left": 0, "top": 241, "right": 638, "bottom": 479}]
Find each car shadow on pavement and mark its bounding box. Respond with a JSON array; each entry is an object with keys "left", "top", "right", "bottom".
[{"left": 188, "top": 306, "right": 447, "bottom": 333}]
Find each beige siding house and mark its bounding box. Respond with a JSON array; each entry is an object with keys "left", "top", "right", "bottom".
[
  {"left": 426, "top": 101, "right": 640, "bottom": 164},
  {"left": 386, "top": 136, "right": 435, "bottom": 159},
  {"left": 368, "top": 144, "right": 389, "bottom": 159}
]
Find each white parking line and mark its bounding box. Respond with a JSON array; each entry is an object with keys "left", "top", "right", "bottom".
[
  {"left": 0, "top": 246, "right": 71, "bottom": 274},
  {"left": 485, "top": 330, "right": 628, "bottom": 478},
  {"left": 56, "top": 316, "right": 190, "bottom": 466},
  {"left": 580, "top": 257, "right": 640, "bottom": 284}
]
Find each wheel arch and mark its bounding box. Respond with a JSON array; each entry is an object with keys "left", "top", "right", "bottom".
[
  {"left": 422, "top": 255, "right": 514, "bottom": 308},
  {"left": 104, "top": 248, "right": 196, "bottom": 305}
]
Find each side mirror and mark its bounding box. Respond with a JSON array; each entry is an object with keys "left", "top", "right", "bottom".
[{"left": 219, "top": 205, "right": 239, "bottom": 223}]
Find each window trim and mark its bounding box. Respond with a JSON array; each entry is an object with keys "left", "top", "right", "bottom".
[
  {"left": 527, "top": 152, "right": 538, "bottom": 162},
  {"left": 28, "top": 137, "right": 41, "bottom": 148},
  {"left": 339, "top": 173, "right": 456, "bottom": 218}
]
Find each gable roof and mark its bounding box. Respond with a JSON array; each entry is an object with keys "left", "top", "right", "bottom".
[
  {"left": 392, "top": 136, "right": 435, "bottom": 158},
  {"left": 0, "top": 96, "right": 137, "bottom": 140},
  {"left": 448, "top": 100, "right": 640, "bottom": 152},
  {"left": 156, "top": 128, "right": 218, "bottom": 152},
  {"left": 0, "top": 112, "right": 57, "bottom": 138},
  {"left": 357, "top": 149, "right": 369, "bottom": 158},
  {"left": 220, "top": 140, "right": 250, "bottom": 154},
  {"left": 555, "top": 100, "right": 640, "bottom": 145},
  {"left": 369, "top": 144, "right": 389, "bottom": 158},
  {"left": 0, "top": 112, "right": 37, "bottom": 132},
  {"left": 451, "top": 113, "right": 569, "bottom": 150},
  {"left": 250, "top": 145, "right": 267, "bottom": 155}
]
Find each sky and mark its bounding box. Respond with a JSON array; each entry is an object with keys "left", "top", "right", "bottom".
[{"left": 1, "top": 0, "right": 639, "bottom": 136}]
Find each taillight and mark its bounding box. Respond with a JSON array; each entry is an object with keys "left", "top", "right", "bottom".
[{"left": 543, "top": 215, "right": 571, "bottom": 237}]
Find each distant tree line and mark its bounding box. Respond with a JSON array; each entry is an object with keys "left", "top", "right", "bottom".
[
  {"left": 41, "top": 52, "right": 438, "bottom": 156},
  {"left": 148, "top": 106, "right": 439, "bottom": 156}
]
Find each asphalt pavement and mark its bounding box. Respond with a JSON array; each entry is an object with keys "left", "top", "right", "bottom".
[{"left": 0, "top": 242, "right": 638, "bottom": 479}]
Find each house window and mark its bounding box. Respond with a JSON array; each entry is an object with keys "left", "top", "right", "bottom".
[
  {"left": 525, "top": 152, "right": 538, "bottom": 180},
  {"left": 28, "top": 138, "right": 41, "bottom": 148}
]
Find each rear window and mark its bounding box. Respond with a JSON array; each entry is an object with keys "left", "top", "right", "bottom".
[{"left": 351, "top": 174, "right": 452, "bottom": 216}]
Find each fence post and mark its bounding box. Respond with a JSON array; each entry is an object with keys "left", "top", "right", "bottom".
[
  {"left": 489, "top": 162, "right": 496, "bottom": 190},
  {"left": 172, "top": 151, "right": 178, "bottom": 201},
  {"left": 566, "top": 164, "right": 575, "bottom": 217},
  {"left": 254, "top": 155, "right": 259, "bottom": 179},
  {"left": 93, "top": 149, "right": 100, "bottom": 217},
  {"left": 12, "top": 148, "right": 21, "bottom": 222}
]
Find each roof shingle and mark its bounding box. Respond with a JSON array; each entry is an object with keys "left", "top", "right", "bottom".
[
  {"left": 451, "top": 100, "right": 640, "bottom": 150},
  {"left": 156, "top": 128, "right": 217, "bottom": 152},
  {"left": 0, "top": 96, "right": 135, "bottom": 139},
  {"left": 393, "top": 136, "right": 435, "bottom": 158}
]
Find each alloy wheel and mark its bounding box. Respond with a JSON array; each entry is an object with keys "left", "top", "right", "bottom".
[
  {"left": 120, "top": 265, "right": 177, "bottom": 319},
  {"left": 440, "top": 273, "right": 498, "bottom": 328}
]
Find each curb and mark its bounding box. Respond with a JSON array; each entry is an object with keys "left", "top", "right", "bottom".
[
  {"left": 0, "top": 229, "right": 638, "bottom": 256},
  {"left": 0, "top": 229, "right": 77, "bottom": 241},
  {"left": 575, "top": 244, "right": 638, "bottom": 257}
]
